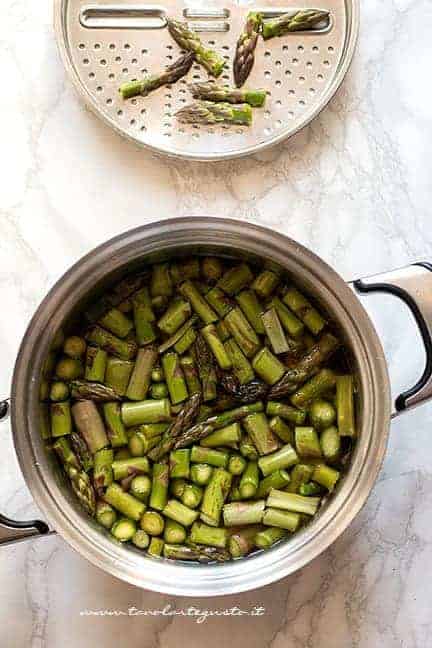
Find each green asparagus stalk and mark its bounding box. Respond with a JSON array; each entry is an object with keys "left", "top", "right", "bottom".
[
  {"left": 132, "top": 529, "right": 150, "bottom": 549},
  {"left": 267, "top": 297, "right": 304, "bottom": 338},
  {"left": 104, "top": 483, "right": 146, "bottom": 521},
  {"left": 169, "top": 449, "right": 191, "bottom": 479},
  {"left": 63, "top": 335, "right": 86, "bottom": 359},
  {"left": 282, "top": 286, "right": 326, "bottom": 335},
  {"left": 121, "top": 398, "right": 171, "bottom": 427},
  {"left": 120, "top": 52, "right": 195, "bottom": 99},
  {"left": 50, "top": 401, "right": 72, "bottom": 437},
  {"left": 285, "top": 464, "right": 314, "bottom": 494},
  {"left": 228, "top": 454, "right": 247, "bottom": 476},
  {"left": 223, "top": 340, "right": 255, "bottom": 386},
  {"left": 295, "top": 427, "right": 322, "bottom": 459},
  {"left": 243, "top": 412, "right": 279, "bottom": 456},
  {"left": 52, "top": 436, "right": 80, "bottom": 469},
  {"left": 149, "top": 382, "right": 169, "bottom": 399},
  {"left": 239, "top": 461, "right": 259, "bottom": 498},
  {"left": 262, "top": 9, "right": 330, "bottom": 40},
  {"left": 228, "top": 525, "right": 261, "bottom": 557},
  {"left": 218, "top": 264, "right": 254, "bottom": 295},
  {"left": 167, "top": 19, "right": 225, "bottom": 77},
  {"left": 111, "top": 457, "right": 150, "bottom": 480},
  {"left": 254, "top": 526, "right": 286, "bottom": 549},
  {"left": 176, "top": 101, "right": 252, "bottom": 126},
  {"left": 133, "top": 302, "right": 157, "bottom": 346},
  {"left": 140, "top": 510, "right": 165, "bottom": 536},
  {"left": 158, "top": 299, "right": 192, "bottom": 336},
  {"left": 70, "top": 380, "right": 120, "bottom": 402},
  {"left": 267, "top": 488, "right": 320, "bottom": 516},
  {"left": 262, "top": 308, "right": 289, "bottom": 354},
  {"left": 266, "top": 401, "right": 306, "bottom": 425},
  {"left": 262, "top": 507, "right": 300, "bottom": 532},
  {"left": 191, "top": 445, "right": 229, "bottom": 468},
  {"left": 269, "top": 416, "right": 293, "bottom": 444},
  {"left": 181, "top": 483, "right": 203, "bottom": 509},
  {"left": 233, "top": 12, "right": 263, "bottom": 88},
  {"left": 158, "top": 316, "right": 198, "bottom": 354},
  {"left": 163, "top": 352, "right": 189, "bottom": 404},
  {"left": 190, "top": 463, "right": 213, "bottom": 486},
  {"left": 174, "top": 401, "right": 263, "bottom": 449},
  {"left": 205, "top": 287, "right": 235, "bottom": 318},
  {"left": 130, "top": 475, "right": 152, "bottom": 501},
  {"left": 200, "top": 422, "right": 241, "bottom": 448},
  {"left": 70, "top": 431, "right": 93, "bottom": 472},
  {"left": 149, "top": 462, "right": 169, "bottom": 511},
  {"left": 163, "top": 518, "right": 186, "bottom": 544},
  {"left": 320, "top": 426, "right": 341, "bottom": 463},
  {"left": 102, "top": 402, "right": 128, "bottom": 447},
  {"left": 84, "top": 346, "right": 107, "bottom": 383},
  {"left": 104, "top": 358, "right": 134, "bottom": 397},
  {"left": 85, "top": 326, "right": 137, "bottom": 360},
  {"left": 126, "top": 346, "right": 158, "bottom": 401},
  {"left": 201, "top": 324, "right": 232, "bottom": 370},
  {"left": 96, "top": 501, "right": 117, "bottom": 529},
  {"left": 258, "top": 443, "right": 299, "bottom": 476},
  {"left": 93, "top": 448, "right": 114, "bottom": 491},
  {"left": 252, "top": 270, "right": 279, "bottom": 298},
  {"left": 299, "top": 482, "right": 324, "bottom": 497},
  {"left": 268, "top": 332, "right": 340, "bottom": 399},
  {"left": 190, "top": 521, "right": 228, "bottom": 548},
  {"left": 252, "top": 347, "right": 286, "bottom": 384},
  {"left": 163, "top": 543, "right": 229, "bottom": 562},
  {"left": 309, "top": 399, "right": 336, "bottom": 430},
  {"left": 336, "top": 375, "right": 356, "bottom": 437},
  {"left": 55, "top": 357, "right": 83, "bottom": 381},
  {"left": 235, "top": 289, "right": 265, "bottom": 334},
  {"left": 99, "top": 308, "right": 133, "bottom": 339},
  {"left": 312, "top": 464, "right": 340, "bottom": 492},
  {"left": 200, "top": 467, "right": 232, "bottom": 527},
  {"left": 225, "top": 308, "right": 261, "bottom": 358},
  {"left": 148, "top": 537, "right": 164, "bottom": 557},
  {"left": 163, "top": 499, "right": 199, "bottom": 527},
  {"left": 180, "top": 356, "right": 201, "bottom": 395},
  {"left": 71, "top": 400, "right": 108, "bottom": 453},
  {"left": 291, "top": 369, "right": 336, "bottom": 409},
  {"left": 174, "top": 328, "right": 197, "bottom": 355},
  {"left": 189, "top": 82, "right": 266, "bottom": 107},
  {"left": 256, "top": 469, "right": 290, "bottom": 498},
  {"left": 179, "top": 281, "right": 218, "bottom": 324},
  {"left": 223, "top": 500, "right": 265, "bottom": 526}
]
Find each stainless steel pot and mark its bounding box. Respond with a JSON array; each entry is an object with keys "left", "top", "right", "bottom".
[{"left": 2, "top": 217, "right": 432, "bottom": 596}]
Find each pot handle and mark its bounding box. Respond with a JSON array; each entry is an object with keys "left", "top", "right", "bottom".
[
  {"left": 354, "top": 262, "right": 432, "bottom": 412},
  {"left": 0, "top": 400, "right": 53, "bottom": 546}
]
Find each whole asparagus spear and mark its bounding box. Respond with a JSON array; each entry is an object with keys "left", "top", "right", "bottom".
[
  {"left": 119, "top": 52, "right": 195, "bottom": 100},
  {"left": 147, "top": 393, "right": 202, "bottom": 461},
  {"left": 233, "top": 12, "right": 262, "bottom": 88},
  {"left": 167, "top": 19, "right": 225, "bottom": 77},
  {"left": 268, "top": 332, "right": 340, "bottom": 399},
  {"left": 262, "top": 9, "right": 330, "bottom": 40},
  {"left": 70, "top": 380, "right": 120, "bottom": 402},
  {"left": 189, "top": 82, "right": 266, "bottom": 107},
  {"left": 176, "top": 101, "right": 252, "bottom": 126}
]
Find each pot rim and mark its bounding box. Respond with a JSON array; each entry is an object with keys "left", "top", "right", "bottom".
[{"left": 11, "top": 217, "right": 391, "bottom": 596}]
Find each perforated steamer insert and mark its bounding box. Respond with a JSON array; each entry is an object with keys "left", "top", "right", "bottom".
[{"left": 54, "top": 0, "right": 359, "bottom": 160}]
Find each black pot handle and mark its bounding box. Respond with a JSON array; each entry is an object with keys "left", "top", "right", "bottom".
[
  {"left": 354, "top": 262, "right": 432, "bottom": 412},
  {"left": 0, "top": 399, "right": 53, "bottom": 546}
]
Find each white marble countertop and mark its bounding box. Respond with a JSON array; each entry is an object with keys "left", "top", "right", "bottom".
[{"left": 2, "top": 0, "right": 432, "bottom": 646}]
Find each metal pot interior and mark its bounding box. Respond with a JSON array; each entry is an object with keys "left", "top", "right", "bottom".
[{"left": 11, "top": 218, "right": 391, "bottom": 595}]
